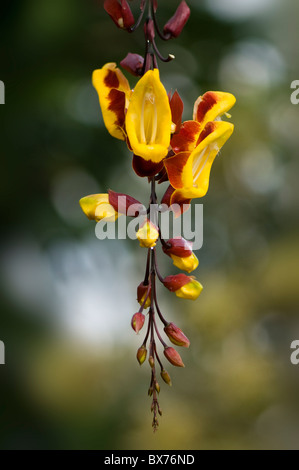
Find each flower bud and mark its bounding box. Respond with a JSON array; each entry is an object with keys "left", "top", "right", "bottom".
[
  {"left": 131, "top": 312, "right": 145, "bottom": 333},
  {"left": 137, "top": 345, "right": 147, "bottom": 365},
  {"left": 164, "top": 347, "right": 185, "bottom": 367},
  {"left": 163, "top": 274, "right": 203, "bottom": 300},
  {"left": 160, "top": 369, "right": 172, "bottom": 386},
  {"left": 136, "top": 220, "right": 159, "bottom": 248},
  {"left": 137, "top": 282, "right": 151, "bottom": 308},
  {"left": 155, "top": 382, "right": 160, "bottom": 394},
  {"left": 163, "top": 237, "right": 199, "bottom": 272},
  {"left": 79, "top": 194, "right": 119, "bottom": 222},
  {"left": 144, "top": 18, "right": 155, "bottom": 41},
  {"left": 120, "top": 53, "right": 144, "bottom": 77},
  {"left": 148, "top": 355, "right": 155, "bottom": 368},
  {"left": 164, "top": 322, "right": 190, "bottom": 348},
  {"left": 104, "top": 0, "right": 134, "bottom": 30},
  {"left": 163, "top": 237, "right": 192, "bottom": 257},
  {"left": 163, "top": 1, "right": 190, "bottom": 38}
]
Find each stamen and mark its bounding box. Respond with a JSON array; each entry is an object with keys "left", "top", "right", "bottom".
[
  {"left": 149, "top": 96, "right": 157, "bottom": 144},
  {"left": 140, "top": 89, "right": 157, "bottom": 145},
  {"left": 140, "top": 92, "right": 146, "bottom": 144}
]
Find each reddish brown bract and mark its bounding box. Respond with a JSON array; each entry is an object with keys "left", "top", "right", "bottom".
[
  {"left": 120, "top": 53, "right": 144, "bottom": 76},
  {"left": 108, "top": 190, "right": 143, "bottom": 217},
  {"left": 104, "top": 0, "right": 135, "bottom": 29},
  {"left": 163, "top": 273, "right": 191, "bottom": 292},
  {"left": 162, "top": 237, "right": 193, "bottom": 258}
]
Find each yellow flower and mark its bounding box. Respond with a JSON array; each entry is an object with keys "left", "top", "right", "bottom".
[
  {"left": 136, "top": 220, "right": 159, "bottom": 248},
  {"left": 79, "top": 194, "right": 119, "bottom": 222},
  {"left": 125, "top": 69, "right": 172, "bottom": 163}
]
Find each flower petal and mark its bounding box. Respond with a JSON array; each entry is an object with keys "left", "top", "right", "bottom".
[
  {"left": 170, "top": 120, "right": 201, "bottom": 154},
  {"left": 92, "top": 63, "right": 131, "bottom": 140},
  {"left": 193, "top": 91, "right": 236, "bottom": 129},
  {"left": 132, "top": 154, "right": 164, "bottom": 177},
  {"left": 163, "top": 151, "right": 191, "bottom": 189},
  {"left": 126, "top": 69, "right": 172, "bottom": 162},
  {"left": 169, "top": 190, "right": 191, "bottom": 217}
]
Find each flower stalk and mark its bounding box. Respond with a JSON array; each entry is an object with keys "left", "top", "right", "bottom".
[{"left": 80, "top": 0, "right": 236, "bottom": 431}]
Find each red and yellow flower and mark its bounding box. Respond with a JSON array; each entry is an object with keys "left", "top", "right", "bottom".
[
  {"left": 164, "top": 91, "right": 236, "bottom": 207},
  {"left": 92, "top": 63, "right": 172, "bottom": 164}
]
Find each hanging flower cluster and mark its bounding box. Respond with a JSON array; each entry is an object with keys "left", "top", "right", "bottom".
[{"left": 80, "top": 0, "right": 235, "bottom": 431}]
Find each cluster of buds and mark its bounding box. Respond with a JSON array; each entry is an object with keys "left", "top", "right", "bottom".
[{"left": 80, "top": 0, "right": 235, "bottom": 431}]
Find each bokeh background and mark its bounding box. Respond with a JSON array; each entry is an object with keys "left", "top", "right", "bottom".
[{"left": 1, "top": 0, "right": 299, "bottom": 450}]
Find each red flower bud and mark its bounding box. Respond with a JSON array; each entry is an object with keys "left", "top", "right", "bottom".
[
  {"left": 131, "top": 312, "right": 145, "bottom": 333},
  {"left": 108, "top": 189, "right": 144, "bottom": 217},
  {"left": 137, "top": 282, "right": 151, "bottom": 308},
  {"left": 164, "top": 347, "right": 185, "bottom": 367},
  {"left": 144, "top": 18, "right": 155, "bottom": 41},
  {"left": 164, "top": 322, "right": 190, "bottom": 348},
  {"left": 104, "top": 0, "right": 134, "bottom": 30},
  {"left": 162, "top": 237, "right": 193, "bottom": 258},
  {"left": 120, "top": 53, "right": 144, "bottom": 77},
  {"left": 163, "top": 1, "right": 190, "bottom": 38},
  {"left": 137, "top": 345, "right": 147, "bottom": 365}
]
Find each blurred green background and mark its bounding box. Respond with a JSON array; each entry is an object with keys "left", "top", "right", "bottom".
[{"left": 1, "top": 0, "right": 299, "bottom": 450}]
